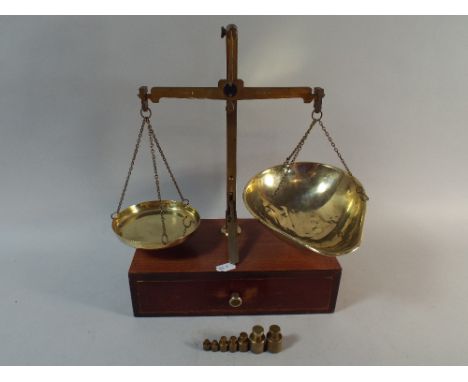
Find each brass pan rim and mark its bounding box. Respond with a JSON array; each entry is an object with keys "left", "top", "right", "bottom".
[
  {"left": 243, "top": 161, "right": 366, "bottom": 192},
  {"left": 257, "top": 161, "right": 363, "bottom": 185},
  {"left": 112, "top": 199, "right": 201, "bottom": 250}
]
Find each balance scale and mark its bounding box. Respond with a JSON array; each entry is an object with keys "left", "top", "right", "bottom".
[{"left": 111, "top": 25, "right": 368, "bottom": 316}]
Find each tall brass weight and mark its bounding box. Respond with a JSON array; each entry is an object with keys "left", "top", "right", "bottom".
[{"left": 139, "top": 25, "right": 318, "bottom": 264}]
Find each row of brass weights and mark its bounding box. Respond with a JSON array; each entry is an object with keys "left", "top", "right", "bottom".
[{"left": 203, "top": 325, "right": 282, "bottom": 354}]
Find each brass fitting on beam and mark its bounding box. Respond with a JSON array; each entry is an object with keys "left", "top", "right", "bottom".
[
  {"left": 138, "top": 86, "right": 149, "bottom": 112},
  {"left": 313, "top": 87, "right": 325, "bottom": 114}
]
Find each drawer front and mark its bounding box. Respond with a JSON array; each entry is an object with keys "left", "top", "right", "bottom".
[{"left": 131, "top": 274, "right": 339, "bottom": 316}]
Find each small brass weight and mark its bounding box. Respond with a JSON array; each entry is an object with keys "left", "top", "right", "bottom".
[
  {"left": 249, "top": 325, "right": 266, "bottom": 354},
  {"left": 266, "top": 325, "right": 282, "bottom": 353},
  {"left": 203, "top": 325, "right": 283, "bottom": 354}
]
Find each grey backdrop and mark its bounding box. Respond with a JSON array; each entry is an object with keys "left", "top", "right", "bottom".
[{"left": 1, "top": 16, "right": 467, "bottom": 365}]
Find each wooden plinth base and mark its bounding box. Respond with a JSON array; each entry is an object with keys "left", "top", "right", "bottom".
[{"left": 128, "top": 219, "right": 341, "bottom": 316}]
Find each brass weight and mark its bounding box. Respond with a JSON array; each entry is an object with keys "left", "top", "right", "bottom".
[
  {"left": 229, "top": 336, "right": 238, "bottom": 352},
  {"left": 238, "top": 332, "right": 249, "bottom": 352},
  {"left": 249, "top": 325, "right": 266, "bottom": 354},
  {"left": 202, "top": 325, "right": 282, "bottom": 354},
  {"left": 211, "top": 340, "right": 219, "bottom": 352},
  {"left": 266, "top": 325, "right": 282, "bottom": 353},
  {"left": 203, "top": 339, "right": 211, "bottom": 351},
  {"left": 219, "top": 336, "right": 228, "bottom": 352}
]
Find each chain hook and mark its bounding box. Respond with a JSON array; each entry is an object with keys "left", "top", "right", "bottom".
[
  {"left": 311, "top": 87, "right": 325, "bottom": 121},
  {"left": 139, "top": 86, "right": 149, "bottom": 111},
  {"left": 313, "top": 87, "right": 325, "bottom": 113},
  {"left": 139, "top": 86, "right": 152, "bottom": 119}
]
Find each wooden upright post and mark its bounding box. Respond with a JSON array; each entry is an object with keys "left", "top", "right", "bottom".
[{"left": 223, "top": 24, "right": 240, "bottom": 264}]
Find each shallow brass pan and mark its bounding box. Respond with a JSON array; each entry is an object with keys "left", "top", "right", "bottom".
[
  {"left": 243, "top": 162, "right": 366, "bottom": 256},
  {"left": 112, "top": 200, "right": 200, "bottom": 250}
]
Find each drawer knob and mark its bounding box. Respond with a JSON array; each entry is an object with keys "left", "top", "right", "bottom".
[{"left": 229, "top": 292, "right": 242, "bottom": 308}]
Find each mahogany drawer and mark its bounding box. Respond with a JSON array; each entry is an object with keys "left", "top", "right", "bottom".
[
  {"left": 130, "top": 272, "right": 340, "bottom": 316},
  {"left": 128, "top": 219, "right": 342, "bottom": 317}
]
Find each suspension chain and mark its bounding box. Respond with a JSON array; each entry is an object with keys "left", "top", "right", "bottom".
[
  {"left": 281, "top": 112, "right": 369, "bottom": 201},
  {"left": 317, "top": 118, "right": 368, "bottom": 201},
  {"left": 112, "top": 118, "right": 146, "bottom": 218},
  {"left": 148, "top": 124, "right": 189, "bottom": 205},
  {"left": 112, "top": 107, "right": 189, "bottom": 221},
  {"left": 283, "top": 119, "right": 319, "bottom": 168},
  {"left": 147, "top": 122, "right": 163, "bottom": 202},
  {"left": 317, "top": 118, "right": 352, "bottom": 176},
  {"left": 147, "top": 123, "right": 168, "bottom": 244}
]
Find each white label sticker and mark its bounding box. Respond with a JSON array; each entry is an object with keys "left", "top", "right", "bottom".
[{"left": 216, "top": 263, "right": 236, "bottom": 272}]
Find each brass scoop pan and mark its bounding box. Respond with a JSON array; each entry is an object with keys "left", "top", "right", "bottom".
[
  {"left": 243, "top": 162, "right": 366, "bottom": 256},
  {"left": 112, "top": 200, "right": 200, "bottom": 250}
]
